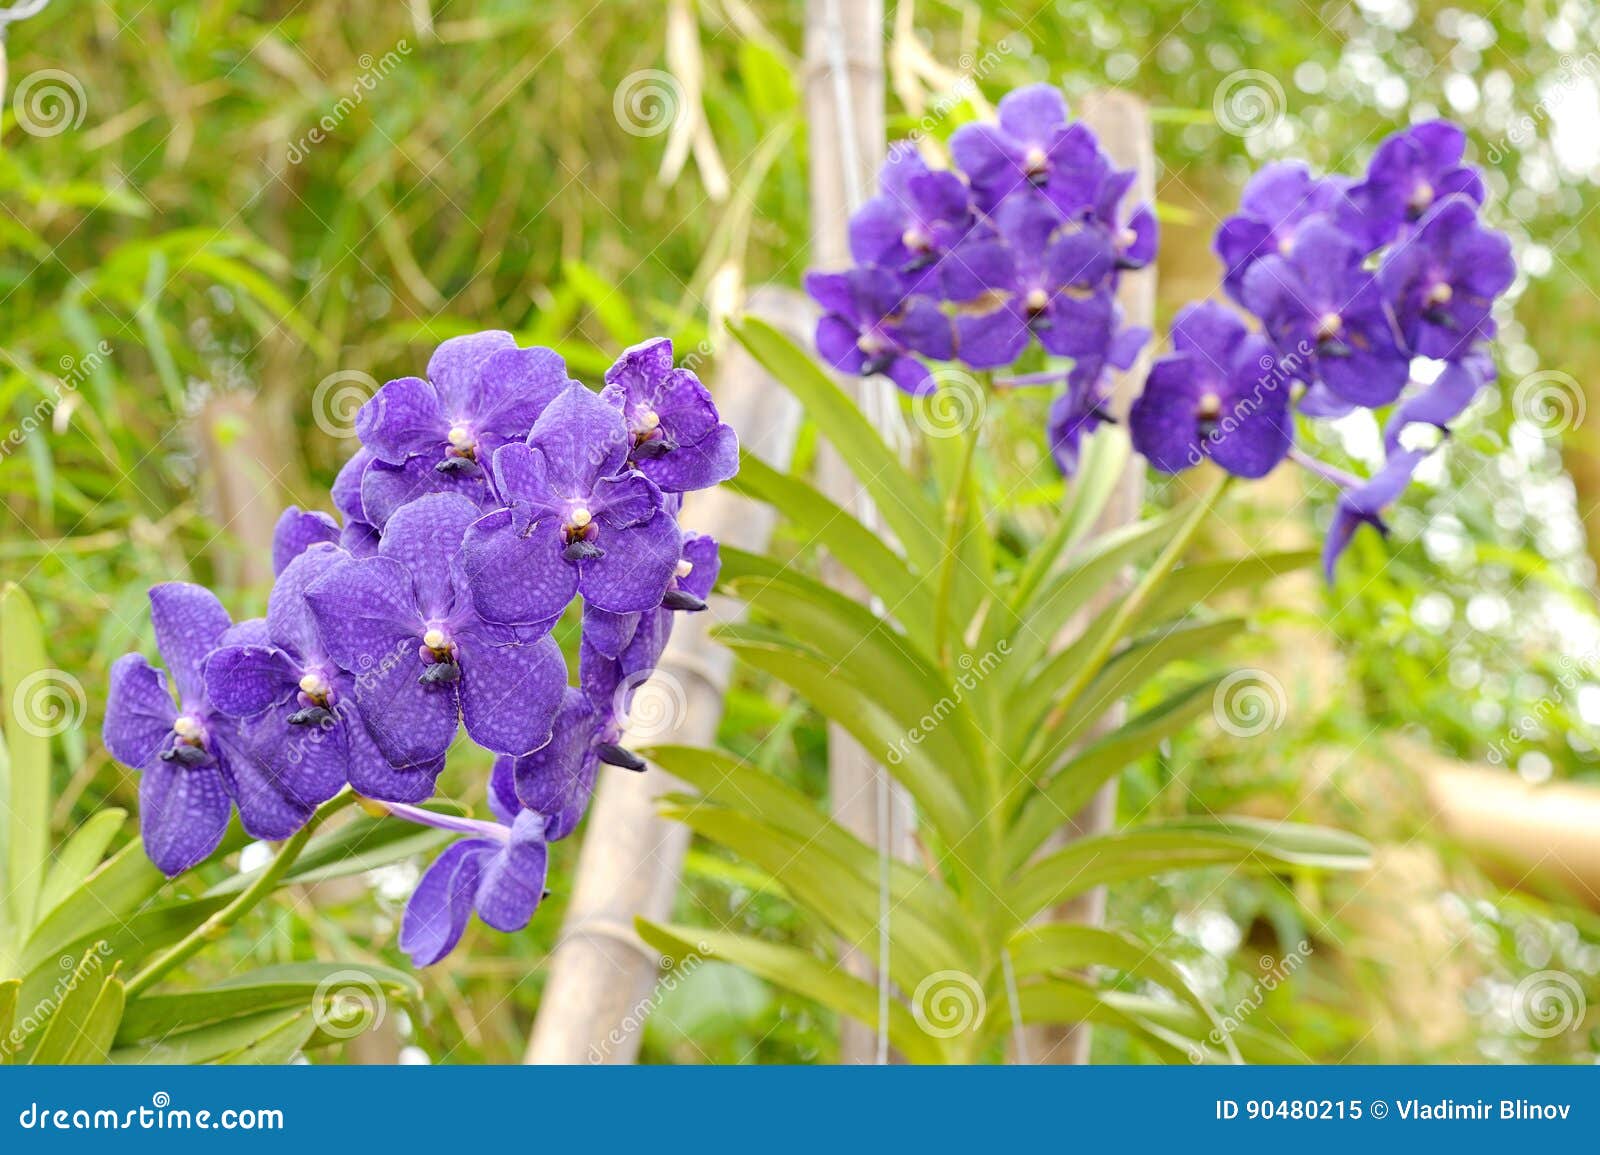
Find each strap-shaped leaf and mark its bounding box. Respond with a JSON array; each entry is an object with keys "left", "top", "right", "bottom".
[
  {"left": 726, "top": 457, "right": 937, "bottom": 640},
  {"left": 116, "top": 961, "right": 419, "bottom": 1045},
  {"left": 729, "top": 317, "right": 945, "bottom": 573},
  {"left": 988, "top": 974, "right": 1194, "bottom": 1062},
  {"left": 1006, "top": 426, "right": 1132, "bottom": 618},
  {"left": 1119, "top": 995, "right": 1309, "bottom": 1063},
  {"left": 36, "top": 808, "right": 126, "bottom": 922},
  {"left": 1004, "top": 678, "right": 1221, "bottom": 873},
  {"left": 990, "top": 504, "right": 1190, "bottom": 696},
  {"left": 20, "top": 948, "right": 117, "bottom": 1064},
  {"left": 1006, "top": 818, "right": 1372, "bottom": 923},
  {"left": 717, "top": 626, "right": 977, "bottom": 850},
  {"left": 109, "top": 1007, "right": 311, "bottom": 1066},
  {"left": 1007, "top": 923, "right": 1238, "bottom": 1061},
  {"left": 1138, "top": 550, "right": 1319, "bottom": 624},
  {"left": 0, "top": 979, "right": 19, "bottom": 1066},
  {"left": 20, "top": 824, "right": 240, "bottom": 977},
  {"left": 58, "top": 975, "right": 126, "bottom": 1064},
  {"left": 20, "top": 896, "right": 229, "bottom": 1010},
  {"left": 216, "top": 1006, "right": 319, "bottom": 1064},
  {"left": 724, "top": 572, "right": 988, "bottom": 777},
  {"left": 660, "top": 800, "right": 962, "bottom": 991},
  {"left": 1013, "top": 617, "right": 1243, "bottom": 775},
  {"left": 637, "top": 920, "right": 945, "bottom": 1064},
  {"left": 646, "top": 744, "right": 979, "bottom": 961},
  {"left": 2, "top": 583, "right": 54, "bottom": 940}
]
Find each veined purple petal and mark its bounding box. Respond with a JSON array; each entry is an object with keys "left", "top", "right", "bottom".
[
  {"left": 640, "top": 422, "right": 739, "bottom": 492},
  {"left": 213, "top": 729, "right": 316, "bottom": 841},
  {"left": 332, "top": 448, "right": 372, "bottom": 524},
  {"left": 473, "top": 344, "right": 569, "bottom": 447},
  {"left": 377, "top": 492, "right": 480, "bottom": 620},
  {"left": 474, "top": 811, "right": 550, "bottom": 932},
  {"left": 272, "top": 507, "right": 339, "bottom": 576},
  {"left": 427, "top": 331, "right": 518, "bottom": 416},
  {"left": 359, "top": 454, "right": 485, "bottom": 530},
  {"left": 347, "top": 640, "right": 461, "bottom": 769},
  {"left": 304, "top": 555, "right": 420, "bottom": 674},
  {"left": 456, "top": 630, "right": 566, "bottom": 757},
  {"left": 577, "top": 509, "right": 682, "bottom": 614},
  {"left": 677, "top": 533, "right": 719, "bottom": 602},
  {"left": 266, "top": 543, "right": 346, "bottom": 659},
  {"left": 139, "top": 759, "right": 230, "bottom": 877},
  {"left": 529, "top": 382, "right": 631, "bottom": 490},
  {"left": 148, "top": 583, "right": 232, "bottom": 706},
  {"left": 104, "top": 654, "right": 177, "bottom": 769},
  {"left": 203, "top": 645, "right": 296, "bottom": 717},
  {"left": 582, "top": 605, "right": 641, "bottom": 660},
  {"left": 997, "top": 83, "right": 1068, "bottom": 147},
  {"left": 400, "top": 839, "right": 493, "bottom": 966},
  {"left": 357, "top": 376, "right": 446, "bottom": 465},
  {"left": 459, "top": 509, "right": 577, "bottom": 628},
  {"left": 510, "top": 688, "right": 598, "bottom": 818},
  {"left": 345, "top": 709, "right": 442, "bottom": 803}
]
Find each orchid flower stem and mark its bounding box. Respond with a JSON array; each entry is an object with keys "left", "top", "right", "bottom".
[
  {"left": 1040, "top": 469, "right": 1233, "bottom": 735},
  {"left": 932, "top": 402, "right": 984, "bottom": 668},
  {"left": 125, "top": 790, "right": 358, "bottom": 998}
]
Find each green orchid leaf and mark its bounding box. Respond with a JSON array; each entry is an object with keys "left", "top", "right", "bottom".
[{"left": 637, "top": 920, "right": 944, "bottom": 1065}]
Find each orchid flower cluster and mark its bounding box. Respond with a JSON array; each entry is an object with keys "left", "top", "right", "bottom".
[
  {"left": 806, "top": 80, "right": 1512, "bottom": 578},
  {"left": 102, "top": 333, "right": 736, "bottom": 965},
  {"left": 804, "top": 83, "right": 1157, "bottom": 474},
  {"left": 1130, "top": 119, "right": 1514, "bottom": 575}
]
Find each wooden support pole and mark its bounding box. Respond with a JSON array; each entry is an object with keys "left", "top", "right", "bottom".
[
  {"left": 803, "top": 0, "right": 919, "bottom": 1065},
  {"left": 523, "top": 288, "right": 804, "bottom": 1064}
]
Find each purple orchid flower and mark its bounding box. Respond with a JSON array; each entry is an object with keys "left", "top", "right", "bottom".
[
  {"left": 572, "top": 533, "right": 714, "bottom": 778},
  {"left": 496, "top": 690, "right": 601, "bottom": 842},
  {"left": 103, "top": 584, "right": 327, "bottom": 876},
  {"left": 600, "top": 338, "right": 738, "bottom": 493},
  {"left": 1091, "top": 167, "right": 1158, "bottom": 271},
  {"left": 848, "top": 142, "right": 982, "bottom": 292},
  {"left": 1383, "top": 347, "right": 1496, "bottom": 452},
  {"left": 304, "top": 492, "right": 566, "bottom": 767},
  {"left": 1341, "top": 120, "right": 1486, "bottom": 249},
  {"left": 353, "top": 332, "right": 569, "bottom": 520},
  {"left": 1129, "top": 302, "right": 1294, "bottom": 479},
  {"left": 805, "top": 267, "right": 953, "bottom": 394},
  {"left": 581, "top": 530, "right": 720, "bottom": 660},
  {"left": 331, "top": 448, "right": 381, "bottom": 557},
  {"left": 1314, "top": 447, "right": 1431, "bottom": 579},
  {"left": 1011, "top": 323, "right": 1148, "bottom": 476},
  {"left": 271, "top": 507, "right": 339, "bottom": 576},
  {"left": 1379, "top": 194, "right": 1514, "bottom": 363},
  {"left": 1241, "top": 218, "right": 1411, "bottom": 408},
  {"left": 943, "top": 194, "right": 1117, "bottom": 369},
  {"left": 205, "top": 543, "right": 443, "bottom": 804},
  {"left": 393, "top": 800, "right": 550, "bottom": 967},
  {"left": 1214, "top": 163, "right": 1353, "bottom": 302},
  {"left": 459, "top": 382, "right": 682, "bottom": 628},
  {"left": 949, "top": 84, "right": 1108, "bottom": 216}
]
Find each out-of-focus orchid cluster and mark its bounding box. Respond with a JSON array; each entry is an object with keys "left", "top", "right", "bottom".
[
  {"left": 1129, "top": 120, "right": 1514, "bottom": 576},
  {"left": 103, "top": 333, "right": 735, "bottom": 965},
  {"left": 804, "top": 83, "right": 1157, "bottom": 474}
]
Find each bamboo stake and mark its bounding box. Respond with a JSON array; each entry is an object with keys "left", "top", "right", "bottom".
[
  {"left": 1020, "top": 90, "right": 1158, "bottom": 1065},
  {"left": 802, "top": 0, "right": 918, "bottom": 1066},
  {"left": 523, "top": 287, "right": 804, "bottom": 1064}
]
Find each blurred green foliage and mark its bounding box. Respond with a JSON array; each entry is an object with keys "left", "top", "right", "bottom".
[{"left": 3, "top": 0, "right": 1598, "bottom": 1063}]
